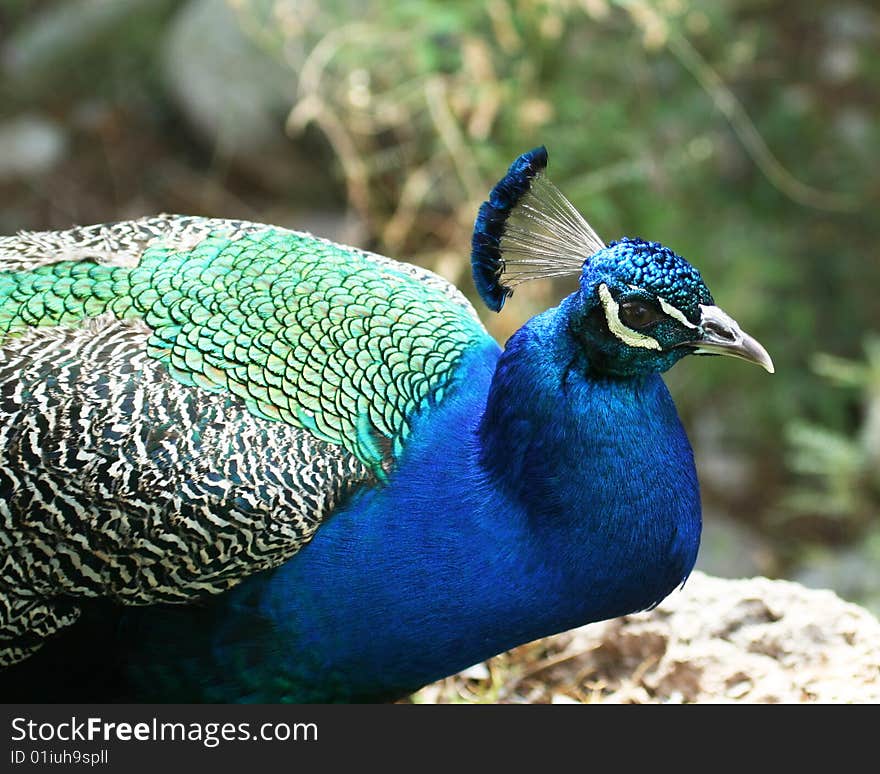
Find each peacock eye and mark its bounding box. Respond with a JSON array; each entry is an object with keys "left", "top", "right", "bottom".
[{"left": 619, "top": 299, "right": 662, "bottom": 330}]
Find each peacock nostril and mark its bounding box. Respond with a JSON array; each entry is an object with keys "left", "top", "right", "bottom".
[
  {"left": 689, "top": 304, "right": 774, "bottom": 372},
  {"left": 703, "top": 319, "right": 736, "bottom": 341}
]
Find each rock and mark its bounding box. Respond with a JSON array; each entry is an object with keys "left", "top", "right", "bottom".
[
  {"left": 794, "top": 531, "right": 880, "bottom": 618},
  {"left": 3, "top": 0, "right": 175, "bottom": 85},
  {"left": 555, "top": 572, "right": 880, "bottom": 703},
  {"left": 0, "top": 115, "right": 67, "bottom": 180},
  {"left": 416, "top": 572, "right": 880, "bottom": 703},
  {"left": 161, "top": 0, "right": 332, "bottom": 196}
]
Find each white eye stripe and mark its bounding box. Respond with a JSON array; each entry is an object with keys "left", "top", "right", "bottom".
[
  {"left": 598, "top": 284, "right": 662, "bottom": 351},
  {"left": 657, "top": 297, "right": 698, "bottom": 329},
  {"left": 627, "top": 286, "right": 697, "bottom": 329}
]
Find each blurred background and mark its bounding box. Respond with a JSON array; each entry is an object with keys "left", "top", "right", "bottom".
[{"left": 1, "top": 0, "right": 878, "bottom": 613}]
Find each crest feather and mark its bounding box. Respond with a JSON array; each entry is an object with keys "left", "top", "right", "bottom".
[{"left": 471, "top": 147, "right": 605, "bottom": 312}]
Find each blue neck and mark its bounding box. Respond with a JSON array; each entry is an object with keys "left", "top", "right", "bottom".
[{"left": 127, "top": 307, "right": 701, "bottom": 702}]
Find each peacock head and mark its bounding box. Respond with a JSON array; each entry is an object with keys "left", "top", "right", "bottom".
[
  {"left": 570, "top": 236, "right": 772, "bottom": 376},
  {"left": 471, "top": 147, "right": 773, "bottom": 378}
]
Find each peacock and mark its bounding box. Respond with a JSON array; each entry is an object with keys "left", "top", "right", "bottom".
[{"left": 0, "top": 147, "right": 772, "bottom": 702}]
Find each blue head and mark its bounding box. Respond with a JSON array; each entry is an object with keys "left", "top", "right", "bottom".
[
  {"left": 568, "top": 237, "right": 709, "bottom": 376},
  {"left": 570, "top": 237, "right": 774, "bottom": 377},
  {"left": 472, "top": 148, "right": 774, "bottom": 378}
]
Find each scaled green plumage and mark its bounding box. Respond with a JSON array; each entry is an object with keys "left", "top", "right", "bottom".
[{"left": 0, "top": 228, "right": 486, "bottom": 474}]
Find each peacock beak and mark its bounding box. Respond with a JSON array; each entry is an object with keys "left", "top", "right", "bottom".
[{"left": 685, "top": 304, "right": 775, "bottom": 373}]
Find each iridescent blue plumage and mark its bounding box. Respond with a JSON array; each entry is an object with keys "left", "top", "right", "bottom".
[
  {"left": 471, "top": 146, "right": 549, "bottom": 311},
  {"left": 0, "top": 151, "right": 773, "bottom": 702},
  {"left": 591, "top": 237, "right": 714, "bottom": 321}
]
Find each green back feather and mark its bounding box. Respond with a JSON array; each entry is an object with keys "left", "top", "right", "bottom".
[{"left": 0, "top": 229, "right": 486, "bottom": 474}]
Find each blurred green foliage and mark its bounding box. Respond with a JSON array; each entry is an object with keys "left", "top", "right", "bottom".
[
  {"left": 1, "top": 0, "right": 878, "bottom": 597},
  {"left": 786, "top": 338, "right": 880, "bottom": 525}
]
